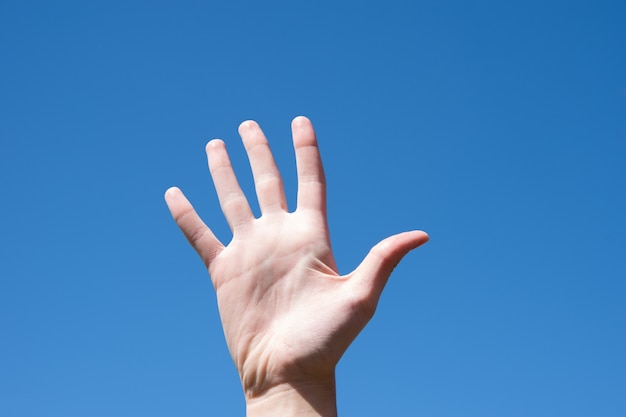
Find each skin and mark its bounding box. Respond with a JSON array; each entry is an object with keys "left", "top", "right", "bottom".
[{"left": 164, "top": 116, "right": 429, "bottom": 416}]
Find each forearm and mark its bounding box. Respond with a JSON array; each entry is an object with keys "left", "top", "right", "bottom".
[{"left": 245, "top": 377, "right": 338, "bottom": 417}]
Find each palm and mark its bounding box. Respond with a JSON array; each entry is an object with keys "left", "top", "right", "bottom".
[
  {"left": 213, "top": 211, "right": 357, "bottom": 392},
  {"left": 165, "top": 117, "right": 428, "bottom": 397}
]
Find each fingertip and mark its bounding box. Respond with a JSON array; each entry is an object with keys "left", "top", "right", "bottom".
[
  {"left": 375, "top": 230, "right": 429, "bottom": 258},
  {"left": 408, "top": 230, "right": 430, "bottom": 248},
  {"left": 206, "top": 139, "right": 225, "bottom": 152},
  {"left": 165, "top": 187, "right": 191, "bottom": 209},
  {"left": 164, "top": 186, "right": 181, "bottom": 200},
  {"left": 238, "top": 119, "right": 258, "bottom": 133},
  {"left": 291, "top": 116, "right": 318, "bottom": 149},
  {"left": 416, "top": 230, "right": 429, "bottom": 241},
  {"left": 292, "top": 115, "right": 311, "bottom": 128}
]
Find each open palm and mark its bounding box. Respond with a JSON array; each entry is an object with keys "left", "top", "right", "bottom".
[{"left": 165, "top": 117, "right": 428, "bottom": 398}]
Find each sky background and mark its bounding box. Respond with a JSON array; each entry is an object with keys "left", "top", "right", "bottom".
[{"left": 1, "top": 0, "right": 625, "bottom": 416}]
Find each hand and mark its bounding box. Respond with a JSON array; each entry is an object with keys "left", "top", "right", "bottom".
[{"left": 165, "top": 116, "right": 428, "bottom": 416}]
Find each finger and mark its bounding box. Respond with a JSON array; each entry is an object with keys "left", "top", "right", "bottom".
[
  {"left": 164, "top": 187, "right": 225, "bottom": 269},
  {"left": 292, "top": 116, "right": 326, "bottom": 213},
  {"left": 206, "top": 139, "right": 254, "bottom": 231},
  {"left": 349, "top": 231, "right": 429, "bottom": 313},
  {"left": 238, "top": 120, "right": 287, "bottom": 213}
]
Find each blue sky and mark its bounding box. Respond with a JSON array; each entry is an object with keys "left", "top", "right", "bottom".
[{"left": 1, "top": 1, "right": 624, "bottom": 416}]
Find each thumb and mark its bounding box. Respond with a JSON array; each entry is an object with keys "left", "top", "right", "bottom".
[{"left": 350, "top": 230, "right": 429, "bottom": 310}]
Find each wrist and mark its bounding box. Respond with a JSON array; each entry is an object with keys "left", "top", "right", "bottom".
[{"left": 245, "top": 377, "right": 337, "bottom": 417}]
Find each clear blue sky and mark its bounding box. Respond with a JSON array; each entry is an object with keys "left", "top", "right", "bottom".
[{"left": 1, "top": 1, "right": 624, "bottom": 416}]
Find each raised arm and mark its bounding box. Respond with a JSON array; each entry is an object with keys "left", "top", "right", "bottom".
[{"left": 164, "top": 116, "right": 428, "bottom": 417}]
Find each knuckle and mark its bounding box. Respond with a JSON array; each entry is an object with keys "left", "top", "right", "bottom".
[{"left": 186, "top": 224, "right": 207, "bottom": 246}]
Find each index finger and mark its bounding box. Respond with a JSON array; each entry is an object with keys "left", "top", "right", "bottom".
[{"left": 292, "top": 116, "right": 327, "bottom": 214}]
